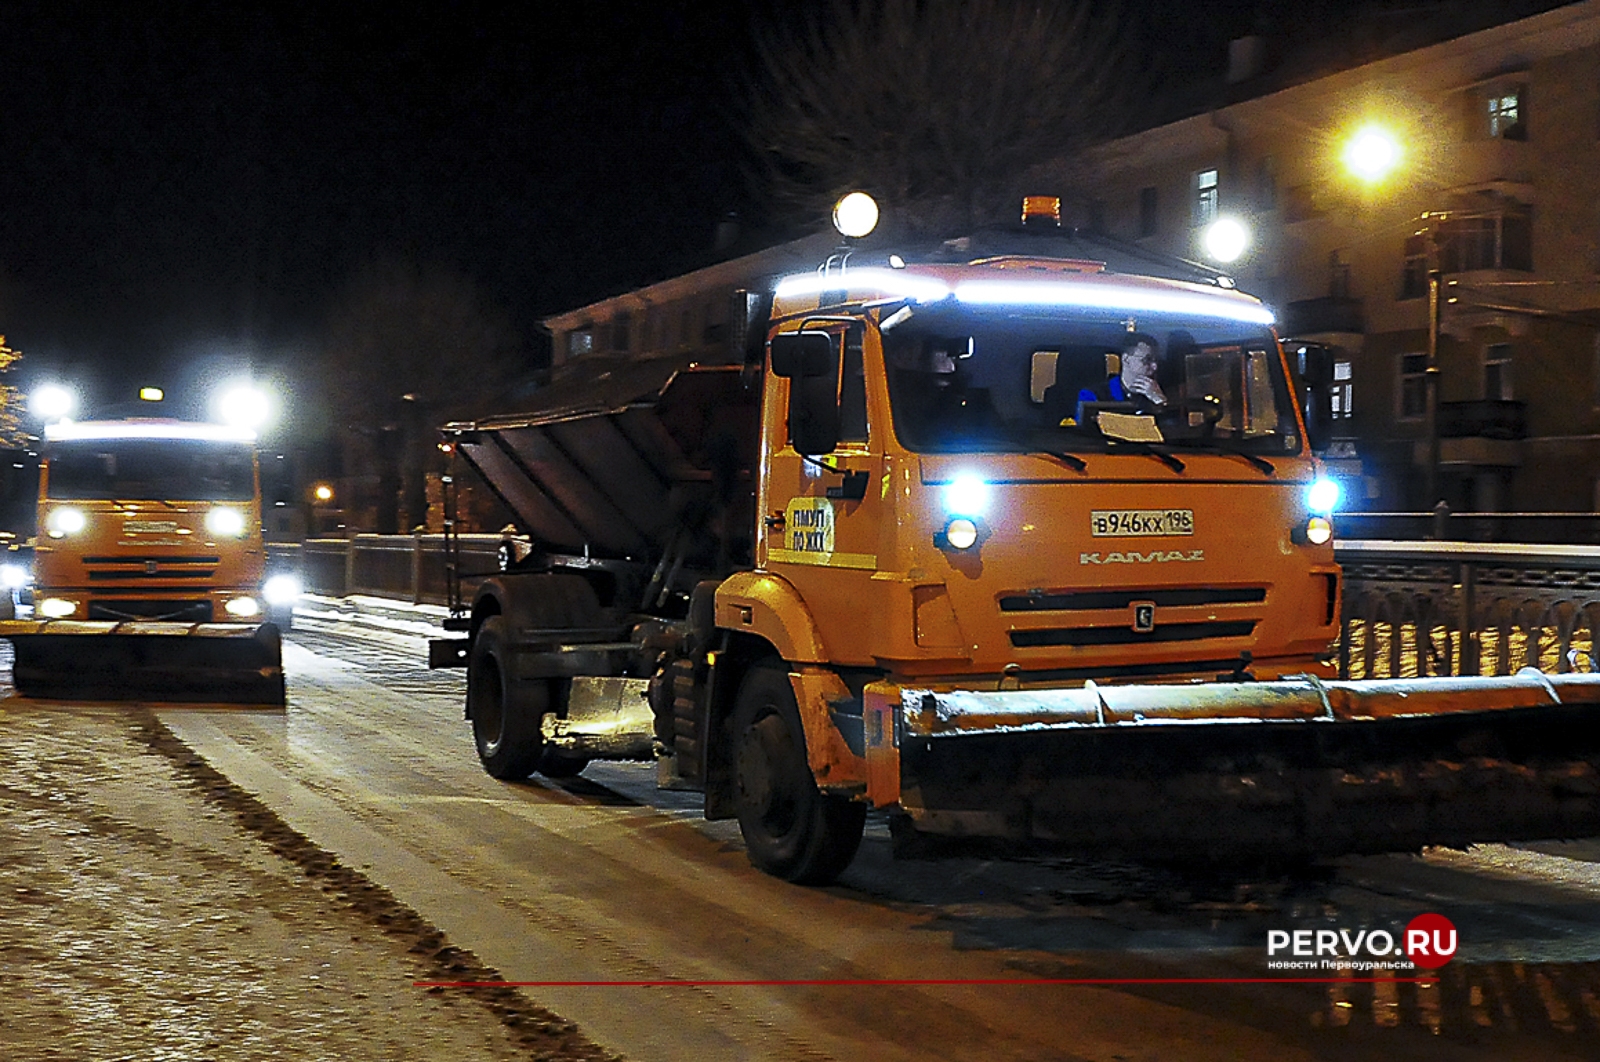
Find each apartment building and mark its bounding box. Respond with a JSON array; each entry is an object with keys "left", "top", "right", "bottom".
[{"left": 1071, "top": 0, "right": 1600, "bottom": 511}]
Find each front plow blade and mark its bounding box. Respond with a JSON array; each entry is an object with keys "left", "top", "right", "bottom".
[
  {"left": 2, "top": 621, "right": 285, "bottom": 707},
  {"left": 895, "top": 671, "right": 1600, "bottom": 862}
]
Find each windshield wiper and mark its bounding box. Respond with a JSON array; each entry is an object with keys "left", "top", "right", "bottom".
[
  {"left": 1030, "top": 447, "right": 1087, "bottom": 472},
  {"left": 1162, "top": 438, "right": 1276, "bottom": 476},
  {"left": 1021, "top": 425, "right": 1184, "bottom": 473},
  {"left": 1108, "top": 439, "right": 1186, "bottom": 473}
]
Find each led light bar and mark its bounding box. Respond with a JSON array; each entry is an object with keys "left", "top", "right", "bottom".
[
  {"left": 44, "top": 420, "right": 258, "bottom": 443},
  {"left": 774, "top": 269, "right": 951, "bottom": 304},
  {"left": 954, "top": 278, "right": 1275, "bottom": 325}
]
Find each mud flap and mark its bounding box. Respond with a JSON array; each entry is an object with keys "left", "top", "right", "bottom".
[{"left": 3, "top": 621, "right": 286, "bottom": 707}]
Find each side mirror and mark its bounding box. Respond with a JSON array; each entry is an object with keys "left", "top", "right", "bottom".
[
  {"left": 771, "top": 333, "right": 843, "bottom": 455},
  {"left": 770, "top": 332, "right": 836, "bottom": 378},
  {"left": 1294, "top": 342, "right": 1335, "bottom": 453}
]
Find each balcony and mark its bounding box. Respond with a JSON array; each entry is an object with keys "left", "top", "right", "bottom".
[
  {"left": 1444, "top": 138, "right": 1533, "bottom": 199},
  {"left": 1280, "top": 296, "right": 1364, "bottom": 339},
  {"left": 1439, "top": 399, "right": 1527, "bottom": 441},
  {"left": 1419, "top": 400, "right": 1526, "bottom": 468}
]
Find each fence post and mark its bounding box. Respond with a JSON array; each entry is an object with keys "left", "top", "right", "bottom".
[
  {"left": 1459, "top": 559, "right": 1478, "bottom": 676},
  {"left": 412, "top": 530, "right": 424, "bottom": 605},
  {"left": 1431, "top": 500, "right": 1451, "bottom": 541}
]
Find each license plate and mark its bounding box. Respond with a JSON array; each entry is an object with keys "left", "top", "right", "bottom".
[
  {"left": 124, "top": 520, "right": 179, "bottom": 534},
  {"left": 1090, "top": 509, "right": 1194, "bottom": 537}
]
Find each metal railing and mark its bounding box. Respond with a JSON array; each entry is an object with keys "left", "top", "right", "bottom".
[
  {"left": 279, "top": 534, "right": 1600, "bottom": 681},
  {"left": 1337, "top": 511, "right": 1600, "bottom": 545},
  {"left": 292, "top": 534, "right": 505, "bottom": 607},
  {"left": 1339, "top": 540, "right": 1600, "bottom": 679}
]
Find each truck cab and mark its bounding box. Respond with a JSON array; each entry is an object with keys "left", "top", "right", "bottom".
[{"left": 32, "top": 420, "right": 267, "bottom": 624}]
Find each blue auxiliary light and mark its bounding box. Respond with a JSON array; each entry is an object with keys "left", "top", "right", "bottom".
[
  {"left": 1306, "top": 477, "right": 1342, "bottom": 516},
  {"left": 944, "top": 474, "right": 991, "bottom": 517}
]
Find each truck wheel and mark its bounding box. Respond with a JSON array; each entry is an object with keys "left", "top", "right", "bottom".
[
  {"left": 469, "top": 615, "right": 548, "bottom": 779},
  {"left": 732, "top": 662, "right": 865, "bottom": 884}
]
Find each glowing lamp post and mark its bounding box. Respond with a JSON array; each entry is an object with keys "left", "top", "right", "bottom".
[
  {"left": 1342, "top": 126, "right": 1402, "bottom": 184},
  {"left": 1339, "top": 123, "right": 1442, "bottom": 509}
]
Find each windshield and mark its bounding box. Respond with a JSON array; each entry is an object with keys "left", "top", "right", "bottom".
[
  {"left": 883, "top": 304, "right": 1300, "bottom": 455},
  {"left": 45, "top": 439, "right": 257, "bottom": 501}
]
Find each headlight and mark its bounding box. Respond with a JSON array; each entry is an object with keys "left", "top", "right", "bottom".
[
  {"left": 224, "top": 597, "right": 261, "bottom": 618},
  {"left": 205, "top": 507, "right": 247, "bottom": 537},
  {"left": 1, "top": 564, "right": 29, "bottom": 589},
  {"left": 1305, "top": 516, "right": 1333, "bottom": 545},
  {"left": 262, "top": 574, "right": 302, "bottom": 606},
  {"left": 46, "top": 507, "right": 86, "bottom": 538},
  {"left": 1306, "top": 477, "right": 1342, "bottom": 515},
  {"left": 940, "top": 517, "right": 980, "bottom": 551},
  {"left": 944, "top": 474, "right": 990, "bottom": 517},
  {"left": 38, "top": 598, "right": 77, "bottom": 618}
]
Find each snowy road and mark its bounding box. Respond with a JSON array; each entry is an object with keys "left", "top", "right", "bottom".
[{"left": 108, "top": 607, "right": 1600, "bottom": 1059}]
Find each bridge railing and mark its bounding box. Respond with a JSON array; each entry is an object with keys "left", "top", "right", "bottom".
[
  {"left": 276, "top": 535, "right": 1600, "bottom": 680},
  {"left": 274, "top": 534, "right": 505, "bottom": 608},
  {"left": 1338, "top": 540, "right": 1600, "bottom": 680}
]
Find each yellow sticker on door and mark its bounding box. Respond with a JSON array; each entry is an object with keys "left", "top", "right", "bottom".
[
  {"left": 767, "top": 497, "right": 878, "bottom": 570},
  {"left": 786, "top": 497, "right": 835, "bottom": 555}
]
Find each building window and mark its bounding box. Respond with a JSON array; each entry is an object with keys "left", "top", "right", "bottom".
[
  {"left": 1139, "top": 186, "right": 1158, "bottom": 237},
  {"left": 1332, "top": 360, "right": 1353, "bottom": 418},
  {"left": 1194, "top": 169, "right": 1219, "bottom": 226},
  {"left": 1400, "top": 234, "right": 1429, "bottom": 299},
  {"left": 613, "top": 314, "right": 631, "bottom": 353},
  {"left": 1487, "top": 87, "right": 1525, "bottom": 140},
  {"left": 567, "top": 329, "right": 593, "bottom": 358},
  {"left": 1399, "top": 352, "right": 1428, "bottom": 419},
  {"left": 1435, "top": 209, "right": 1532, "bottom": 273},
  {"left": 1485, "top": 344, "right": 1513, "bottom": 401}
]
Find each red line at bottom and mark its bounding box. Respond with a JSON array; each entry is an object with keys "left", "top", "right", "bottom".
[{"left": 417, "top": 977, "right": 1441, "bottom": 988}]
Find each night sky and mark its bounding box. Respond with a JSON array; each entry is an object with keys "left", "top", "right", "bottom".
[{"left": 0, "top": 0, "right": 1366, "bottom": 413}]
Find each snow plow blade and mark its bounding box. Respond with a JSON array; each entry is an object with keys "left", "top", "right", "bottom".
[
  {"left": 0, "top": 620, "right": 285, "bottom": 707},
  {"left": 885, "top": 670, "right": 1600, "bottom": 862}
]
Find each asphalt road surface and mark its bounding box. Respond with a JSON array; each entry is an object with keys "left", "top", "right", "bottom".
[{"left": 10, "top": 604, "right": 1600, "bottom": 1061}]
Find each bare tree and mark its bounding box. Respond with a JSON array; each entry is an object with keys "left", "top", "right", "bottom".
[
  {"left": 0, "top": 335, "right": 24, "bottom": 448},
  {"left": 320, "top": 259, "right": 525, "bottom": 534},
  {"left": 744, "top": 0, "right": 1138, "bottom": 234}
]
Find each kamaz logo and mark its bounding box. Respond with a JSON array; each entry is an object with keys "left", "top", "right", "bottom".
[{"left": 1080, "top": 549, "right": 1205, "bottom": 565}]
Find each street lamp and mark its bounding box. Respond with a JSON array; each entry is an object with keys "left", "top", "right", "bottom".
[
  {"left": 1342, "top": 125, "right": 1401, "bottom": 184},
  {"left": 1338, "top": 123, "right": 1446, "bottom": 512}
]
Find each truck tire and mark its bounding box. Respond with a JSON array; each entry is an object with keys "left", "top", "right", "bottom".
[
  {"left": 732, "top": 661, "right": 866, "bottom": 884},
  {"left": 469, "top": 615, "right": 548, "bottom": 779}
]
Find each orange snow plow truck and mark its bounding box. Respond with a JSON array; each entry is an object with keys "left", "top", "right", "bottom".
[
  {"left": 432, "top": 234, "right": 1600, "bottom": 884},
  {"left": 0, "top": 420, "right": 285, "bottom": 706}
]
